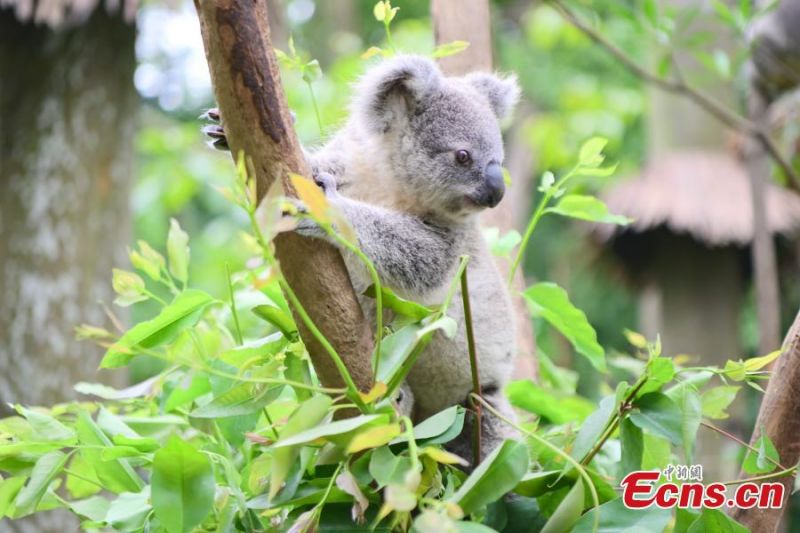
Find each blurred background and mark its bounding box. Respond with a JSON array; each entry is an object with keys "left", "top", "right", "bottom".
[{"left": 2, "top": 0, "right": 800, "bottom": 510}]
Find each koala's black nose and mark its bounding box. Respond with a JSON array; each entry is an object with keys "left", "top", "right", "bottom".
[{"left": 480, "top": 163, "right": 506, "bottom": 208}]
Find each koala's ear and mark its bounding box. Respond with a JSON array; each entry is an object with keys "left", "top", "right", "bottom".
[
  {"left": 465, "top": 72, "right": 520, "bottom": 120},
  {"left": 353, "top": 55, "right": 443, "bottom": 134}
]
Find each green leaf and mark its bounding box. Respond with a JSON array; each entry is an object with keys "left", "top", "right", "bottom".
[
  {"left": 506, "top": 380, "right": 595, "bottom": 423},
  {"left": 513, "top": 470, "right": 564, "bottom": 498},
  {"left": 574, "top": 497, "right": 671, "bottom": 532},
  {"left": 347, "top": 423, "right": 401, "bottom": 453},
  {"left": 369, "top": 446, "right": 412, "bottom": 488},
  {"left": 629, "top": 392, "right": 683, "bottom": 445},
  {"left": 69, "top": 495, "right": 111, "bottom": 522},
  {"left": 151, "top": 435, "right": 215, "bottom": 533},
  {"left": 432, "top": 40, "right": 470, "bottom": 58},
  {"left": 14, "top": 450, "right": 68, "bottom": 516},
  {"left": 687, "top": 508, "right": 749, "bottom": 533},
  {"left": 130, "top": 240, "right": 164, "bottom": 281},
  {"left": 167, "top": 218, "right": 190, "bottom": 284},
  {"left": 0, "top": 477, "right": 26, "bottom": 518},
  {"left": 546, "top": 195, "right": 631, "bottom": 225},
  {"left": 619, "top": 418, "right": 643, "bottom": 476},
  {"left": 641, "top": 434, "right": 672, "bottom": 470},
  {"left": 679, "top": 388, "right": 702, "bottom": 461},
  {"left": 540, "top": 480, "right": 584, "bottom": 533},
  {"left": 572, "top": 395, "right": 615, "bottom": 461},
  {"left": 701, "top": 386, "right": 740, "bottom": 419},
  {"left": 373, "top": 0, "right": 386, "bottom": 21},
  {"left": 482, "top": 228, "right": 522, "bottom": 258},
  {"left": 190, "top": 383, "right": 281, "bottom": 418},
  {"left": 16, "top": 406, "right": 75, "bottom": 442},
  {"left": 391, "top": 406, "right": 461, "bottom": 444},
  {"left": 301, "top": 59, "right": 322, "bottom": 83},
  {"left": 112, "top": 268, "right": 148, "bottom": 307},
  {"left": 364, "top": 285, "right": 433, "bottom": 321},
  {"left": 577, "top": 137, "right": 607, "bottom": 168},
  {"left": 112, "top": 435, "right": 160, "bottom": 453},
  {"left": 105, "top": 488, "right": 151, "bottom": 531},
  {"left": 642, "top": 0, "right": 659, "bottom": 27},
  {"left": 273, "top": 414, "right": 385, "bottom": 449},
  {"left": 252, "top": 304, "right": 297, "bottom": 338},
  {"left": 450, "top": 440, "right": 529, "bottom": 515},
  {"left": 270, "top": 395, "right": 334, "bottom": 498},
  {"left": 743, "top": 432, "right": 779, "bottom": 474},
  {"left": 101, "top": 289, "right": 215, "bottom": 368},
  {"left": 75, "top": 411, "right": 144, "bottom": 494},
  {"left": 523, "top": 282, "right": 606, "bottom": 372}
]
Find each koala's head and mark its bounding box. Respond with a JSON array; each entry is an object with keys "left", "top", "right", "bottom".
[{"left": 352, "top": 55, "right": 519, "bottom": 218}]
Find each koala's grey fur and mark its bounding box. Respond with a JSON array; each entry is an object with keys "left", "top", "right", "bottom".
[{"left": 206, "top": 55, "right": 520, "bottom": 464}]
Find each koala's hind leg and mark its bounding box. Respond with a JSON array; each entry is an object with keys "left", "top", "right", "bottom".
[{"left": 447, "top": 386, "right": 520, "bottom": 469}]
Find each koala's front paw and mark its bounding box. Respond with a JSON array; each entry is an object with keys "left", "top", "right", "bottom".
[
  {"left": 282, "top": 198, "right": 326, "bottom": 239},
  {"left": 313, "top": 172, "right": 339, "bottom": 198},
  {"left": 200, "top": 107, "right": 229, "bottom": 151}
]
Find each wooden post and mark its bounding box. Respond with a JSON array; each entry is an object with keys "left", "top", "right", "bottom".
[
  {"left": 194, "top": 0, "right": 374, "bottom": 394},
  {"left": 431, "top": 0, "right": 538, "bottom": 380}
]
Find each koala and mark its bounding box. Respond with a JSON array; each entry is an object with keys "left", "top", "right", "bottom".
[{"left": 204, "top": 55, "right": 520, "bottom": 465}]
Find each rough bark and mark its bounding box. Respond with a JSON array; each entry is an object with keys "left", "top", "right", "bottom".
[
  {"left": 193, "top": 0, "right": 374, "bottom": 393},
  {"left": 431, "top": 0, "right": 538, "bottom": 380},
  {"left": 0, "top": 7, "right": 136, "bottom": 532},
  {"left": 730, "top": 309, "right": 800, "bottom": 532}
]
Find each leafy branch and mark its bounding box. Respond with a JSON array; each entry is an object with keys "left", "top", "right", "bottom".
[{"left": 548, "top": 0, "right": 800, "bottom": 192}]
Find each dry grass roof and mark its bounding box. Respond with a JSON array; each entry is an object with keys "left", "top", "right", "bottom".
[{"left": 598, "top": 150, "right": 800, "bottom": 247}]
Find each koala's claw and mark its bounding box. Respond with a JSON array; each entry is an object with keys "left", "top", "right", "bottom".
[
  {"left": 201, "top": 108, "right": 229, "bottom": 151},
  {"left": 199, "top": 107, "right": 221, "bottom": 122}
]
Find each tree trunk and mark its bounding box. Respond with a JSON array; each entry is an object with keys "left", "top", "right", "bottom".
[
  {"left": 193, "top": 0, "right": 374, "bottom": 397},
  {"left": 730, "top": 308, "right": 800, "bottom": 532},
  {"left": 431, "top": 0, "right": 538, "bottom": 380},
  {"left": 0, "top": 7, "right": 136, "bottom": 531}
]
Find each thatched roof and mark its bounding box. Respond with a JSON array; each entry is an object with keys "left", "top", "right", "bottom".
[{"left": 597, "top": 150, "right": 800, "bottom": 247}]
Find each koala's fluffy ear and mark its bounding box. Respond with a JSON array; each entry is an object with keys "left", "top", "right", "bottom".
[
  {"left": 465, "top": 72, "right": 520, "bottom": 120},
  {"left": 354, "top": 55, "right": 443, "bottom": 134}
]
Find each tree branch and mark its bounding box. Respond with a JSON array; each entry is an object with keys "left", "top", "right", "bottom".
[
  {"left": 194, "top": 0, "right": 374, "bottom": 396},
  {"left": 729, "top": 309, "right": 800, "bottom": 531},
  {"left": 549, "top": 0, "right": 800, "bottom": 192}
]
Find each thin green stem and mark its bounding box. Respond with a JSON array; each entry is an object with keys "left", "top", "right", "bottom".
[
  {"left": 472, "top": 394, "right": 600, "bottom": 532},
  {"left": 262, "top": 407, "right": 280, "bottom": 440},
  {"left": 135, "top": 345, "right": 343, "bottom": 394},
  {"left": 721, "top": 464, "right": 797, "bottom": 486},
  {"left": 579, "top": 373, "right": 649, "bottom": 466},
  {"left": 508, "top": 170, "right": 575, "bottom": 285},
  {"left": 306, "top": 81, "right": 324, "bottom": 137},
  {"left": 461, "top": 264, "right": 482, "bottom": 464},
  {"left": 701, "top": 421, "right": 786, "bottom": 470},
  {"left": 226, "top": 262, "right": 244, "bottom": 346},
  {"left": 384, "top": 21, "right": 396, "bottom": 52},
  {"left": 142, "top": 288, "right": 168, "bottom": 306},
  {"left": 402, "top": 415, "right": 420, "bottom": 471}
]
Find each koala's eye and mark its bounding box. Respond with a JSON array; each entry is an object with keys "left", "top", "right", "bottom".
[{"left": 455, "top": 150, "right": 472, "bottom": 165}]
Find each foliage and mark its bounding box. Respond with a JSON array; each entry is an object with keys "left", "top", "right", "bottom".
[{"left": 2, "top": 1, "right": 795, "bottom": 532}]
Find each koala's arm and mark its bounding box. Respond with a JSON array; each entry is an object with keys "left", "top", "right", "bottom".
[
  {"left": 300, "top": 182, "right": 456, "bottom": 293},
  {"left": 336, "top": 198, "right": 456, "bottom": 293}
]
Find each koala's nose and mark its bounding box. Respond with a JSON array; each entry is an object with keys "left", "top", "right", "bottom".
[{"left": 480, "top": 163, "right": 506, "bottom": 208}]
